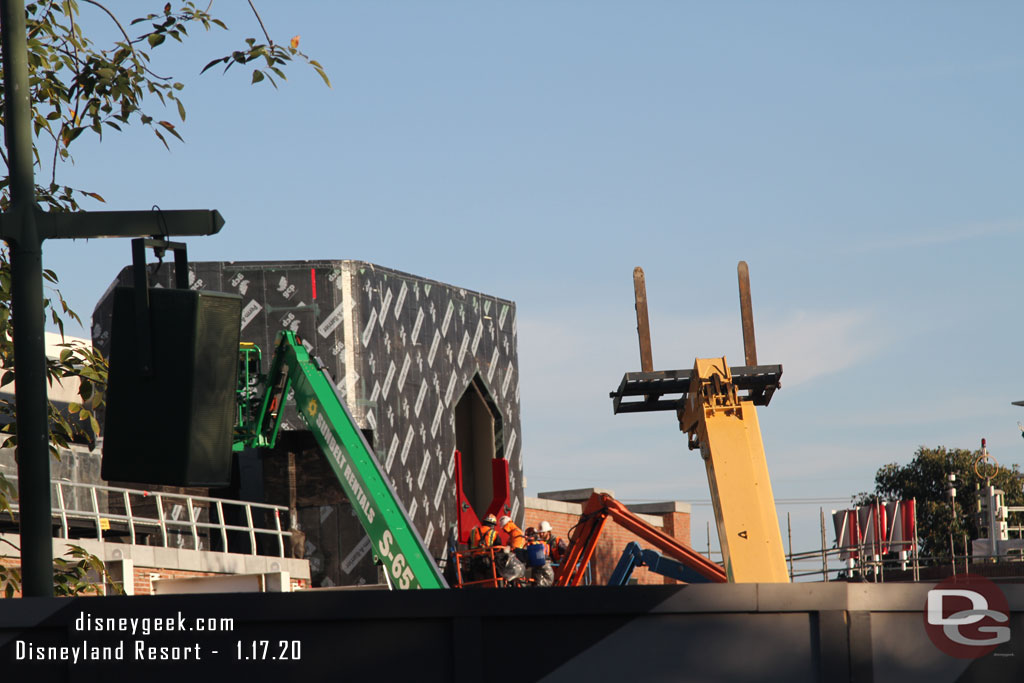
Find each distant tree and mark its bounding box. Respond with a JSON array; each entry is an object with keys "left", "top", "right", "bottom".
[{"left": 856, "top": 446, "right": 1024, "bottom": 559}]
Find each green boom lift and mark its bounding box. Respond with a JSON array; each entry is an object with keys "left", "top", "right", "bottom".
[{"left": 234, "top": 330, "right": 447, "bottom": 589}]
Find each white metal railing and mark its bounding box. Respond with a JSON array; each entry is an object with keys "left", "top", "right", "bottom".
[
  {"left": 1007, "top": 505, "right": 1024, "bottom": 536},
  {"left": 4, "top": 475, "right": 290, "bottom": 557}
]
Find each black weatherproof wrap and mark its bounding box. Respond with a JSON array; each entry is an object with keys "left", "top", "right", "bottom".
[{"left": 92, "top": 260, "right": 524, "bottom": 569}]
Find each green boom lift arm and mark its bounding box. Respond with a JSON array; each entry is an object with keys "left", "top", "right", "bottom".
[{"left": 241, "top": 330, "right": 447, "bottom": 589}]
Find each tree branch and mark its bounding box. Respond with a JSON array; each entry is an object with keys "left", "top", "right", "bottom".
[
  {"left": 81, "top": 0, "right": 172, "bottom": 81},
  {"left": 50, "top": 133, "right": 60, "bottom": 186},
  {"left": 27, "top": 0, "right": 59, "bottom": 39},
  {"left": 66, "top": 5, "right": 85, "bottom": 148},
  {"left": 81, "top": 0, "right": 132, "bottom": 47},
  {"left": 247, "top": 0, "right": 273, "bottom": 46}
]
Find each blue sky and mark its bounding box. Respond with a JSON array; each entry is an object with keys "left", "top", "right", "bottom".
[{"left": 36, "top": 2, "right": 1024, "bottom": 561}]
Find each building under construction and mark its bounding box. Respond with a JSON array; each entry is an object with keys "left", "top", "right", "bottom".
[{"left": 0, "top": 260, "right": 1020, "bottom": 682}]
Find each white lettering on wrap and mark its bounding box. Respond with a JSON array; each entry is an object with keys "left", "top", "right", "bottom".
[
  {"left": 400, "top": 425, "right": 415, "bottom": 465},
  {"left": 471, "top": 319, "right": 484, "bottom": 356},
  {"left": 411, "top": 308, "right": 424, "bottom": 344},
  {"left": 361, "top": 308, "right": 378, "bottom": 346},
  {"left": 427, "top": 330, "right": 441, "bottom": 367},
  {"left": 240, "top": 300, "right": 262, "bottom": 330},
  {"left": 457, "top": 330, "right": 470, "bottom": 367},
  {"left": 382, "top": 361, "right": 397, "bottom": 399},
  {"left": 394, "top": 282, "right": 408, "bottom": 319},
  {"left": 341, "top": 535, "right": 372, "bottom": 574},
  {"left": 318, "top": 301, "right": 346, "bottom": 338},
  {"left": 397, "top": 354, "right": 411, "bottom": 393},
  {"left": 379, "top": 288, "right": 393, "bottom": 325},
  {"left": 441, "top": 301, "right": 454, "bottom": 337},
  {"left": 487, "top": 346, "right": 499, "bottom": 383}
]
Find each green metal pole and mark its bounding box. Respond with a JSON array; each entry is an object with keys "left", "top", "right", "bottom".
[{"left": 1, "top": 0, "right": 55, "bottom": 596}]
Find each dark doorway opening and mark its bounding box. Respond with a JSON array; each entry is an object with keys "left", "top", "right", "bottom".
[{"left": 454, "top": 374, "right": 504, "bottom": 516}]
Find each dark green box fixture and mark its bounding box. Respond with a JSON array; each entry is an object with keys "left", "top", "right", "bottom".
[{"left": 102, "top": 239, "right": 242, "bottom": 487}]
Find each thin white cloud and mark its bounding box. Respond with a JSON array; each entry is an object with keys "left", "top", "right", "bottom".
[
  {"left": 517, "top": 305, "right": 890, "bottom": 498},
  {"left": 758, "top": 308, "right": 887, "bottom": 389},
  {"left": 519, "top": 305, "right": 888, "bottom": 418}
]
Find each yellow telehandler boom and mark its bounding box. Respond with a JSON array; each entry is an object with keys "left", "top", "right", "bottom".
[{"left": 609, "top": 262, "right": 789, "bottom": 583}]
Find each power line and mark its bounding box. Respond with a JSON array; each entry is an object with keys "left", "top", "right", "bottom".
[{"left": 621, "top": 497, "right": 852, "bottom": 507}]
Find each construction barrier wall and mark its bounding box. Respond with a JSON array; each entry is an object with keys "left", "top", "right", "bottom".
[{"left": 1, "top": 582, "right": 1021, "bottom": 682}]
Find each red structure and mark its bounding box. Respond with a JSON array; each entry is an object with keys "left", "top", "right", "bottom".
[{"left": 453, "top": 450, "right": 511, "bottom": 545}]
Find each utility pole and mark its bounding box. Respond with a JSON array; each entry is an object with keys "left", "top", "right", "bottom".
[
  {"left": 1, "top": 0, "right": 50, "bottom": 596},
  {"left": 0, "top": 0, "right": 224, "bottom": 596}
]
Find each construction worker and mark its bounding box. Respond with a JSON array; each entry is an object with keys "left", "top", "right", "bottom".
[
  {"left": 499, "top": 515, "right": 526, "bottom": 550},
  {"left": 469, "top": 514, "right": 500, "bottom": 550},
  {"left": 466, "top": 514, "right": 501, "bottom": 583},
  {"left": 537, "top": 520, "right": 567, "bottom": 563},
  {"left": 524, "top": 531, "right": 554, "bottom": 587}
]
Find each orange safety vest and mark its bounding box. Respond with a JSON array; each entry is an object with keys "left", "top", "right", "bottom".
[
  {"left": 502, "top": 521, "right": 526, "bottom": 550},
  {"left": 469, "top": 525, "right": 499, "bottom": 549}
]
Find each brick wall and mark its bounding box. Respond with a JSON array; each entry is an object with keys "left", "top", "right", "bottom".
[
  {"left": 132, "top": 567, "right": 216, "bottom": 596},
  {"left": 524, "top": 491, "right": 698, "bottom": 586},
  {"left": 133, "top": 568, "right": 309, "bottom": 595}
]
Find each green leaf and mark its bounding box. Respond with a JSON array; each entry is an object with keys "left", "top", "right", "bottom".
[
  {"left": 157, "top": 120, "right": 182, "bottom": 142},
  {"left": 63, "top": 126, "right": 85, "bottom": 145},
  {"left": 251, "top": 69, "right": 264, "bottom": 84},
  {"left": 200, "top": 57, "right": 223, "bottom": 74},
  {"left": 153, "top": 128, "right": 169, "bottom": 150},
  {"left": 147, "top": 33, "right": 166, "bottom": 48},
  {"left": 311, "top": 61, "right": 332, "bottom": 88}
]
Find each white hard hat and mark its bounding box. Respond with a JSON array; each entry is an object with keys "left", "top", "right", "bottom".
[
  {"left": 539, "top": 521, "right": 552, "bottom": 533},
  {"left": 499, "top": 515, "right": 512, "bottom": 526}
]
